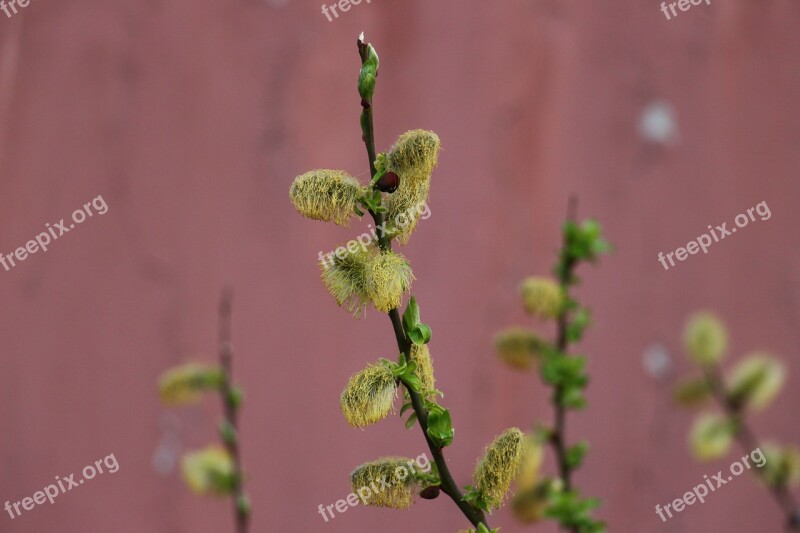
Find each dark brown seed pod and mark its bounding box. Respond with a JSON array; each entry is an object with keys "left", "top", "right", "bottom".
[{"left": 376, "top": 171, "right": 399, "bottom": 193}]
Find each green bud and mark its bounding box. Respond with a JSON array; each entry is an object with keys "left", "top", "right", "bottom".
[
  {"left": 726, "top": 353, "right": 786, "bottom": 411},
  {"left": 689, "top": 413, "right": 735, "bottom": 461},
  {"left": 683, "top": 312, "right": 727, "bottom": 365}
]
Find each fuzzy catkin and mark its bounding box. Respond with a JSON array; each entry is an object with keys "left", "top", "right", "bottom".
[
  {"left": 350, "top": 457, "right": 419, "bottom": 509},
  {"left": 364, "top": 250, "right": 414, "bottom": 313},
  {"left": 683, "top": 312, "right": 728, "bottom": 365},
  {"left": 689, "top": 413, "right": 733, "bottom": 461},
  {"left": 512, "top": 479, "right": 556, "bottom": 523},
  {"left": 760, "top": 444, "right": 800, "bottom": 488},
  {"left": 726, "top": 353, "right": 785, "bottom": 410},
  {"left": 340, "top": 362, "right": 398, "bottom": 428},
  {"left": 519, "top": 277, "right": 563, "bottom": 319},
  {"left": 158, "top": 363, "right": 223, "bottom": 406},
  {"left": 409, "top": 343, "right": 436, "bottom": 394},
  {"left": 384, "top": 130, "right": 440, "bottom": 244},
  {"left": 321, "top": 244, "right": 372, "bottom": 317},
  {"left": 290, "top": 170, "right": 363, "bottom": 226},
  {"left": 474, "top": 428, "right": 525, "bottom": 510},
  {"left": 181, "top": 446, "right": 235, "bottom": 496},
  {"left": 494, "top": 328, "right": 546, "bottom": 371}
]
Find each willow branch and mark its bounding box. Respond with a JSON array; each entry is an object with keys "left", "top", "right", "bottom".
[{"left": 356, "top": 37, "right": 488, "bottom": 530}]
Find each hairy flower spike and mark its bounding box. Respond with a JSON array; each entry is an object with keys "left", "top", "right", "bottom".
[
  {"left": 158, "top": 363, "right": 223, "bottom": 406},
  {"left": 760, "top": 444, "right": 800, "bottom": 488},
  {"left": 290, "top": 170, "right": 363, "bottom": 226},
  {"left": 384, "top": 130, "right": 441, "bottom": 244},
  {"left": 473, "top": 428, "right": 525, "bottom": 510},
  {"left": 512, "top": 478, "right": 559, "bottom": 523},
  {"left": 683, "top": 312, "right": 728, "bottom": 365},
  {"left": 321, "top": 244, "right": 372, "bottom": 317},
  {"left": 340, "top": 362, "right": 398, "bottom": 428},
  {"left": 516, "top": 433, "right": 544, "bottom": 489},
  {"left": 520, "top": 277, "right": 563, "bottom": 319},
  {"left": 181, "top": 446, "right": 236, "bottom": 496},
  {"left": 350, "top": 457, "right": 419, "bottom": 509},
  {"left": 689, "top": 413, "right": 734, "bottom": 461},
  {"left": 494, "top": 328, "right": 547, "bottom": 370},
  {"left": 726, "top": 353, "right": 785, "bottom": 411},
  {"left": 365, "top": 251, "right": 414, "bottom": 313},
  {"left": 409, "top": 343, "right": 435, "bottom": 393}
]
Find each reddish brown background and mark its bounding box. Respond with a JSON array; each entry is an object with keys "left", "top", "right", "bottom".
[{"left": 1, "top": 0, "right": 799, "bottom": 532}]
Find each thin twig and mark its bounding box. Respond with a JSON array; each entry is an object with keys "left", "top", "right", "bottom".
[{"left": 218, "top": 289, "right": 249, "bottom": 533}]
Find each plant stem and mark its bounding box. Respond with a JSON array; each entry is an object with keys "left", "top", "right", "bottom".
[
  {"left": 218, "top": 289, "right": 250, "bottom": 533},
  {"left": 704, "top": 366, "right": 800, "bottom": 531},
  {"left": 550, "top": 196, "right": 579, "bottom": 533},
  {"left": 356, "top": 37, "right": 488, "bottom": 530}
]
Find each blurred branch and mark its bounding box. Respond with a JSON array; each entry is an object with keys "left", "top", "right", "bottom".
[
  {"left": 703, "top": 365, "right": 800, "bottom": 531},
  {"left": 218, "top": 289, "right": 251, "bottom": 533}
]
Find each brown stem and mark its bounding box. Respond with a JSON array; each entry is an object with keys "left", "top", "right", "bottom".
[
  {"left": 356, "top": 36, "right": 488, "bottom": 530},
  {"left": 218, "top": 289, "right": 250, "bottom": 533},
  {"left": 704, "top": 366, "right": 800, "bottom": 530}
]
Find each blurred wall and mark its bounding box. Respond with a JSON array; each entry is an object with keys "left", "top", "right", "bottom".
[{"left": 1, "top": 0, "right": 799, "bottom": 531}]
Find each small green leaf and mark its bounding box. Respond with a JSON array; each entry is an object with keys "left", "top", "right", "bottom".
[
  {"left": 409, "top": 323, "right": 432, "bottom": 345},
  {"left": 566, "top": 308, "right": 592, "bottom": 342},
  {"left": 405, "top": 412, "right": 418, "bottom": 429},
  {"left": 403, "top": 297, "right": 421, "bottom": 333},
  {"left": 228, "top": 387, "right": 244, "bottom": 409},
  {"left": 400, "top": 401, "right": 414, "bottom": 417},
  {"left": 236, "top": 494, "right": 252, "bottom": 516},
  {"left": 426, "top": 405, "right": 454, "bottom": 447},
  {"left": 401, "top": 374, "right": 422, "bottom": 392},
  {"left": 219, "top": 420, "right": 237, "bottom": 446},
  {"left": 565, "top": 441, "right": 589, "bottom": 469}
]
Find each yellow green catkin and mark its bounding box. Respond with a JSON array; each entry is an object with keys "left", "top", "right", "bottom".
[
  {"left": 494, "top": 328, "right": 546, "bottom": 371},
  {"left": 515, "top": 433, "right": 544, "bottom": 489},
  {"left": 726, "top": 353, "right": 786, "bottom": 411},
  {"left": 290, "top": 170, "right": 363, "bottom": 226},
  {"left": 689, "top": 413, "right": 734, "bottom": 461},
  {"left": 340, "top": 362, "right": 398, "bottom": 428},
  {"left": 473, "top": 428, "right": 525, "bottom": 510},
  {"left": 673, "top": 377, "right": 713, "bottom": 407},
  {"left": 683, "top": 312, "right": 728, "bottom": 365},
  {"left": 760, "top": 444, "right": 800, "bottom": 488},
  {"left": 512, "top": 478, "right": 559, "bottom": 523},
  {"left": 409, "top": 343, "right": 435, "bottom": 394},
  {"left": 384, "top": 130, "right": 441, "bottom": 244},
  {"left": 158, "top": 363, "right": 223, "bottom": 406},
  {"left": 365, "top": 250, "right": 414, "bottom": 312},
  {"left": 181, "top": 446, "right": 236, "bottom": 496},
  {"left": 321, "top": 244, "right": 372, "bottom": 317},
  {"left": 519, "top": 277, "right": 563, "bottom": 319},
  {"left": 350, "top": 457, "right": 419, "bottom": 509}
]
